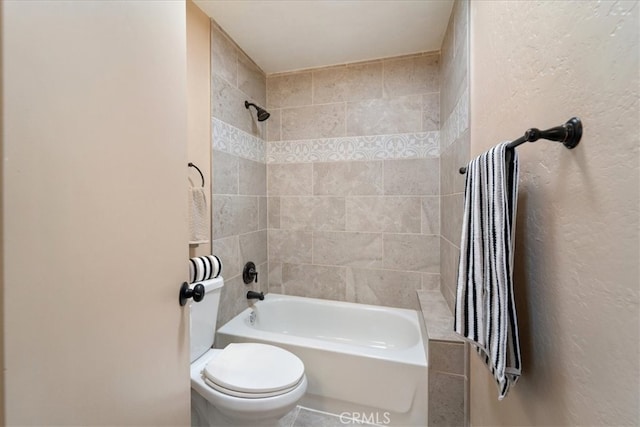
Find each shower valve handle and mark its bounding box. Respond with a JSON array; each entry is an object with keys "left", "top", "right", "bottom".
[{"left": 243, "top": 261, "right": 259, "bottom": 284}]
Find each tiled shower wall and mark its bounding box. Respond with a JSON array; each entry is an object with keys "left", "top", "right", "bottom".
[
  {"left": 430, "top": 0, "right": 470, "bottom": 426},
  {"left": 209, "top": 21, "right": 268, "bottom": 327},
  {"left": 265, "top": 54, "right": 441, "bottom": 310},
  {"left": 439, "top": 0, "right": 470, "bottom": 311}
]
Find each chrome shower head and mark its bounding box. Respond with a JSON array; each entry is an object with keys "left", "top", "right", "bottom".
[{"left": 244, "top": 101, "right": 270, "bottom": 122}]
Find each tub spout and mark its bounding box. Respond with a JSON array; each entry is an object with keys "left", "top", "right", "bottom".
[{"left": 247, "top": 291, "right": 264, "bottom": 301}]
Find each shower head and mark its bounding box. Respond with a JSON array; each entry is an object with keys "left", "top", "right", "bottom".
[{"left": 245, "top": 101, "right": 270, "bottom": 122}]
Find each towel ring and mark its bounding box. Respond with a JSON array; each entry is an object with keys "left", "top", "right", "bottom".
[{"left": 188, "top": 162, "right": 205, "bottom": 187}]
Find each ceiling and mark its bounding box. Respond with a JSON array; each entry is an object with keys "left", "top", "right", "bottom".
[{"left": 194, "top": 0, "right": 454, "bottom": 74}]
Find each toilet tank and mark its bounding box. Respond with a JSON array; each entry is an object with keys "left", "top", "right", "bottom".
[{"left": 189, "top": 277, "right": 224, "bottom": 363}]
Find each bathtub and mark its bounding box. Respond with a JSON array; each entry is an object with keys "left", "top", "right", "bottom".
[{"left": 216, "top": 294, "right": 428, "bottom": 426}]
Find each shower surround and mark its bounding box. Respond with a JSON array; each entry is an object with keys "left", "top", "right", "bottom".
[
  {"left": 210, "top": 18, "right": 445, "bottom": 319},
  {"left": 266, "top": 53, "right": 442, "bottom": 310}
]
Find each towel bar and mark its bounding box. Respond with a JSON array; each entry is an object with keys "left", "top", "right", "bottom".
[
  {"left": 188, "top": 162, "right": 205, "bottom": 187},
  {"left": 459, "top": 117, "right": 582, "bottom": 174}
]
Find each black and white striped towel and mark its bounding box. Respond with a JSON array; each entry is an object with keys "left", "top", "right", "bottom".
[
  {"left": 189, "top": 255, "right": 222, "bottom": 283},
  {"left": 454, "top": 142, "right": 521, "bottom": 400}
]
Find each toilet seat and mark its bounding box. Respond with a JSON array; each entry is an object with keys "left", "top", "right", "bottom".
[
  {"left": 203, "top": 376, "right": 304, "bottom": 399},
  {"left": 203, "top": 343, "right": 305, "bottom": 399}
]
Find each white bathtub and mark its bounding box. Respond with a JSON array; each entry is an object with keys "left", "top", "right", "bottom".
[{"left": 216, "top": 294, "right": 428, "bottom": 426}]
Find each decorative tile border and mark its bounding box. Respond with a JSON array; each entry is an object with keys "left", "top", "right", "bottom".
[
  {"left": 266, "top": 132, "right": 440, "bottom": 164},
  {"left": 212, "top": 117, "right": 441, "bottom": 164},
  {"left": 212, "top": 118, "right": 265, "bottom": 163},
  {"left": 441, "top": 87, "right": 469, "bottom": 149}
]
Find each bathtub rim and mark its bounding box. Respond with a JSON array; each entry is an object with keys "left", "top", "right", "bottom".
[{"left": 216, "top": 293, "right": 428, "bottom": 368}]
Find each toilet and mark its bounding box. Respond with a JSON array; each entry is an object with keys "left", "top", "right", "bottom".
[{"left": 189, "top": 277, "right": 307, "bottom": 426}]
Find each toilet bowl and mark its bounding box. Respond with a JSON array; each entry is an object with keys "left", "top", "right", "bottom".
[
  {"left": 191, "top": 345, "right": 307, "bottom": 425},
  {"left": 188, "top": 277, "right": 307, "bottom": 426}
]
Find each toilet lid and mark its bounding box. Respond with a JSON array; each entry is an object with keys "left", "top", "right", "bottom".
[{"left": 204, "top": 343, "right": 305, "bottom": 395}]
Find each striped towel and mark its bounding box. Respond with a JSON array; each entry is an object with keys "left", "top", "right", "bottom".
[
  {"left": 454, "top": 142, "right": 521, "bottom": 400},
  {"left": 189, "top": 255, "right": 222, "bottom": 283}
]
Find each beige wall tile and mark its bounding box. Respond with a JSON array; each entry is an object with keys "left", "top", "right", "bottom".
[
  {"left": 267, "top": 163, "right": 313, "bottom": 196},
  {"left": 313, "top": 66, "right": 348, "bottom": 104},
  {"left": 346, "top": 267, "right": 422, "bottom": 309},
  {"left": 211, "top": 235, "right": 241, "bottom": 280},
  {"left": 258, "top": 196, "right": 267, "bottom": 230},
  {"left": 279, "top": 197, "right": 312, "bottom": 230},
  {"left": 439, "top": 23, "right": 455, "bottom": 123},
  {"left": 422, "top": 273, "right": 441, "bottom": 290},
  {"left": 266, "top": 108, "right": 281, "bottom": 142},
  {"left": 212, "top": 195, "right": 259, "bottom": 239},
  {"left": 256, "top": 261, "right": 269, "bottom": 293},
  {"left": 422, "top": 92, "right": 440, "bottom": 132},
  {"left": 383, "top": 234, "right": 439, "bottom": 273},
  {"left": 347, "top": 61, "right": 383, "bottom": 101},
  {"left": 267, "top": 72, "right": 312, "bottom": 108},
  {"left": 268, "top": 262, "right": 283, "bottom": 292},
  {"left": 418, "top": 290, "right": 459, "bottom": 341},
  {"left": 441, "top": 193, "right": 464, "bottom": 245},
  {"left": 211, "top": 23, "right": 237, "bottom": 86},
  {"left": 314, "top": 231, "right": 383, "bottom": 268},
  {"left": 439, "top": 237, "right": 459, "bottom": 312},
  {"left": 430, "top": 341, "right": 465, "bottom": 375},
  {"left": 212, "top": 74, "right": 259, "bottom": 137},
  {"left": 384, "top": 53, "right": 439, "bottom": 97},
  {"left": 346, "top": 196, "right": 421, "bottom": 233},
  {"left": 217, "top": 275, "right": 251, "bottom": 329},
  {"left": 268, "top": 229, "right": 312, "bottom": 264},
  {"left": 282, "top": 263, "right": 347, "bottom": 301},
  {"left": 216, "top": 270, "right": 264, "bottom": 327},
  {"left": 384, "top": 158, "right": 439, "bottom": 195},
  {"left": 267, "top": 196, "right": 280, "bottom": 229},
  {"left": 441, "top": 24, "right": 467, "bottom": 128},
  {"left": 428, "top": 371, "right": 465, "bottom": 427},
  {"left": 441, "top": 130, "right": 469, "bottom": 195},
  {"left": 280, "top": 196, "right": 346, "bottom": 231},
  {"left": 281, "top": 103, "right": 346, "bottom": 140},
  {"left": 238, "top": 157, "right": 266, "bottom": 196},
  {"left": 313, "top": 161, "right": 383, "bottom": 196},
  {"left": 239, "top": 229, "right": 268, "bottom": 267},
  {"left": 422, "top": 196, "right": 440, "bottom": 235},
  {"left": 212, "top": 150, "right": 238, "bottom": 195},
  {"left": 238, "top": 53, "right": 266, "bottom": 107},
  {"left": 347, "top": 95, "right": 422, "bottom": 136}
]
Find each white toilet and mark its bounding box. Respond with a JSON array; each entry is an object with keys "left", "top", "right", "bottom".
[{"left": 189, "top": 277, "right": 307, "bottom": 426}]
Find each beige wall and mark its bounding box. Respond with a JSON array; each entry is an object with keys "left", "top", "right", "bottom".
[
  {"left": 187, "top": 0, "right": 211, "bottom": 258},
  {"left": 3, "top": 1, "right": 190, "bottom": 424},
  {"left": 265, "top": 54, "right": 441, "bottom": 310},
  {"left": 469, "top": 1, "right": 639, "bottom": 425},
  {"left": 0, "top": 2, "right": 4, "bottom": 423},
  {"left": 209, "top": 21, "right": 268, "bottom": 328}
]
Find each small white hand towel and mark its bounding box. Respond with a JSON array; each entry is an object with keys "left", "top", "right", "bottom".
[
  {"left": 189, "top": 186, "right": 209, "bottom": 245},
  {"left": 454, "top": 142, "right": 521, "bottom": 400}
]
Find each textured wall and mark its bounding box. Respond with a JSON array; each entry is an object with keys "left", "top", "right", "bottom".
[
  {"left": 265, "top": 54, "right": 441, "bottom": 309},
  {"left": 187, "top": 0, "right": 211, "bottom": 258},
  {"left": 209, "top": 21, "right": 268, "bottom": 327},
  {"left": 469, "top": 1, "right": 639, "bottom": 425}
]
